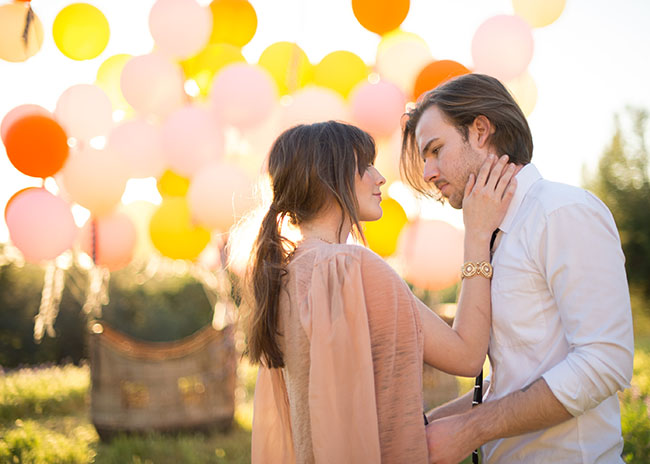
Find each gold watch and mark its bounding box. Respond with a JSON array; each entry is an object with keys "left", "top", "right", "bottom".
[{"left": 460, "top": 261, "right": 493, "bottom": 280}]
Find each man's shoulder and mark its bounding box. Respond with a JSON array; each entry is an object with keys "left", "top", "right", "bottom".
[{"left": 527, "top": 178, "right": 607, "bottom": 218}]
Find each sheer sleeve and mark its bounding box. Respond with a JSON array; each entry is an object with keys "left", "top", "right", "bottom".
[
  {"left": 252, "top": 366, "right": 296, "bottom": 463},
  {"left": 301, "top": 251, "right": 382, "bottom": 463}
]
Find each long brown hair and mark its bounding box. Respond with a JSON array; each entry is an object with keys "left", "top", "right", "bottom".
[
  {"left": 401, "top": 73, "right": 533, "bottom": 198},
  {"left": 246, "top": 121, "right": 376, "bottom": 368}
]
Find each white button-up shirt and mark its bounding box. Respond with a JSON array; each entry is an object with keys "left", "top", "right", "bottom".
[{"left": 483, "top": 164, "right": 634, "bottom": 463}]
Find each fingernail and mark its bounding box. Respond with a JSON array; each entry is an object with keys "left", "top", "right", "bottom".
[
  {"left": 489, "top": 154, "right": 496, "bottom": 160},
  {"left": 501, "top": 154, "right": 509, "bottom": 161}
]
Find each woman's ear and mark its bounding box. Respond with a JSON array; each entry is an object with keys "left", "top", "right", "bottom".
[{"left": 470, "top": 115, "right": 495, "bottom": 149}]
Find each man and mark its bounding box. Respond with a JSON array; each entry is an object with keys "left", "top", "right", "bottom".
[{"left": 401, "top": 73, "right": 634, "bottom": 463}]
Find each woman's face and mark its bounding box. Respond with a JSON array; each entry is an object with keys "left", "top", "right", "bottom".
[{"left": 355, "top": 165, "right": 386, "bottom": 222}]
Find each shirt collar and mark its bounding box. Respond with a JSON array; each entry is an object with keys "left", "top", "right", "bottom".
[{"left": 498, "top": 163, "right": 542, "bottom": 233}]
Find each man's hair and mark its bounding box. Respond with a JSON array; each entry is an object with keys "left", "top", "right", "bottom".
[{"left": 401, "top": 73, "right": 533, "bottom": 197}]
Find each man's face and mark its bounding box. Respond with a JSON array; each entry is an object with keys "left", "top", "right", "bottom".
[{"left": 415, "top": 106, "right": 485, "bottom": 209}]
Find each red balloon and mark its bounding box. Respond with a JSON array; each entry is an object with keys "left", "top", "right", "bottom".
[
  {"left": 4, "top": 114, "right": 69, "bottom": 178},
  {"left": 413, "top": 60, "right": 471, "bottom": 101}
]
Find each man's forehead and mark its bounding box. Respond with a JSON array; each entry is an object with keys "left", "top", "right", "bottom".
[{"left": 415, "top": 108, "right": 442, "bottom": 151}]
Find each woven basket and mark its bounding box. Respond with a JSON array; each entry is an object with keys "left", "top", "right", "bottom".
[{"left": 89, "top": 322, "right": 236, "bottom": 440}]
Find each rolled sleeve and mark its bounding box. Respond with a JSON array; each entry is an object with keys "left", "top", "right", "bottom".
[{"left": 538, "top": 199, "right": 634, "bottom": 416}]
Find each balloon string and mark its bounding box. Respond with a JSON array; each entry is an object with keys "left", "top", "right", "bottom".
[
  {"left": 91, "top": 218, "right": 97, "bottom": 264},
  {"left": 22, "top": 5, "right": 35, "bottom": 49}
]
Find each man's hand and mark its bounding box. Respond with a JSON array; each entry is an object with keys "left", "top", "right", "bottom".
[{"left": 426, "top": 414, "right": 478, "bottom": 464}]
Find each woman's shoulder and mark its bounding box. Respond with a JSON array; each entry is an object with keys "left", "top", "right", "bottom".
[{"left": 310, "top": 243, "right": 403, "bottom": 284}]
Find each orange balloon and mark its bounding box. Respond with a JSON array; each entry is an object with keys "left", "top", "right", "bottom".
[
  {"left": 413, "top": 60, "right": 471, "bottom": 101},
  {"left": 352, "top": 0, "right": 410, "bottom": 35},
  {"left": 4, "top": 115, "right": 69, "bottom": 178}
]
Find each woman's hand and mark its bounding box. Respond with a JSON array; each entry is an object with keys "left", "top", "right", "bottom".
[{"left": 462, "top": 154, "right": 517, "bottom": 242}]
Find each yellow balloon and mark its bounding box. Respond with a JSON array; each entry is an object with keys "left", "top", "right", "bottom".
[
  {"left": 209, "top": 0, "right": 257, "bottom": 47},
  {"left": 512, "top": 0, "right": 566, "bottom": 28},
  {"left": 258, "top": 42, "right": 314, "bottom": 96},
  {"left": 506, "top": 71, "right": 537, "bottom": 117},
  {"left": 95, "top": 54, "right": 132, "bottom": 114},
  {"left": 149, "top": 197, "right": 211, "bottom": 260},
  {"left": 53, "top": 3, "right": 110, "bottom": 60},
  {"left": 181, "top": 44, "right": 246, "bottom": 97},
  {"left": 157, "top": 170, "right": 190, "bottom": 197},
  {"left": 314, "top": 51, "right": 369, "bottom": 99},
  {"left": 363, "top": 198, "right": 408, "bottom": 257},
  {"left": 0, "top": 3, "right": 44, "bottom": 63}
]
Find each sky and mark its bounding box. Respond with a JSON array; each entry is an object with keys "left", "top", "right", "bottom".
[{"left": 1, "top": 0, "right": 649, "bottom": 238}]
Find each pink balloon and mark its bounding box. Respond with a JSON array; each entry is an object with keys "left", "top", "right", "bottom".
[
  {"left": 280, "top": 86, "right": 349, "bottom": 130},
  {"left": 5, "top": 188, "right": 78, "bottom": 263},
  {"left": 107, "top": 119, "right": 165, "bottom": 179},
  {"left": 1, "top": 104, "right": 51, "bottom": 143},
  {"left": 149, "top": 0, "right": 212, "bottom": 59},
  {"left": 161, "top": 106, "right": 224, "bottom": 177},
  {"left": 471, "top": 15, "right": 534, "bottom": 81},
  {"left": 350, "top": 80, "right": 405, "bottom": 139},
  {"left": 80, "top": 212, "right": 136, "bottom": 271},
  {"left": 54, "top": 84, "right": 113, "bottom": 142},
  {"left": 61, "top": 147, "right": 128, "bottom": 216},
  {"left": 120, "top": 53, "right": 187, "bottom": 119},
  {"left": 188, "top": 161, "right": 255, "bottom": 231},
  {"left": 210, "top": 63, "right": 278, "bottom": 129},
  {"left": 397, "top": 219, "right": 464, "bottom": 291}
]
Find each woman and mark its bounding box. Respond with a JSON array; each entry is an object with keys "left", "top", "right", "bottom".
[{"left": 242, "top": 121, "right": 515, "bottom": 463}]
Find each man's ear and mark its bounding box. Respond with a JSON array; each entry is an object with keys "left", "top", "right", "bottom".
[{"left": 470, "top": 115, "right": 495, "bottom": 149}]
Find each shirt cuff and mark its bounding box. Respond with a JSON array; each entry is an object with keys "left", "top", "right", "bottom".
[{"left": 542, "top": 362, "right": 588, "bottom": 417}]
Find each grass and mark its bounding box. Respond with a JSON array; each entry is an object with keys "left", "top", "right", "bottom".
[
  {"left": 1, "top": 310, "right": 650, "bottom": 463},
  {"left": 0, "top": 363, "right": 255, "bottom": 464}
]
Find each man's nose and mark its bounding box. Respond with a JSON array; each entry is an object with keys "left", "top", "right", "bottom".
[{"left": 423, "top": 159, "right": 439, "bottom": 183}]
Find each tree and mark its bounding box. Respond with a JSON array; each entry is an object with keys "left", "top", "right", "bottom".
[{"left": 583, "top": 107, "right": 650, "bottom": 306}]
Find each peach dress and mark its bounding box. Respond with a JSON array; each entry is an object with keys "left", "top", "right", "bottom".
[{"left": 252, "top": 240, "right": 429, "bottom": 463}]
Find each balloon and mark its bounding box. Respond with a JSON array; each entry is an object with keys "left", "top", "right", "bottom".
[
  {"left": 4, "top": 115, "right": 69, "bottom": 178},
  {"left": 471, "top": 15, "right": 534, "bottom": 81},
  {"left": 5, "top": 188, "right": 77, "bottom": 263},
  {"left": 413, "top": 60, "right": 471, "bottom": 101},
  {"left": 52, "top": 3, "right": 109, "bottom": 60},
  {"left": 352, "top": 0, "right": 410, "bottom": 35},
  {"left": 0, "top": 3, "right": 44, "bottom": 62},
  {"left": 363, "top": 198, "right": 408, "bottom": 257},
  {"left": 375, "top": 30, "right": 432, "bottom": 97},
  {"left": 61, "top": 147, "right": 128, "bottom": 217},
  {"left": 96, "top": 54, "right": 133, "bottom": 115},
  {"left": 505, "top": 71, "right": 537, "bottom": 117},
  {"left": 210, "top": 63, "right": 277, "bottom": 129},
  {"left": 397, "top": 219, "right": 464, "bottom": 291},
  {"left": 181, "top": 43, "right": 245, "bottom": 97},
  {"left": 161, "top": 106, "right": 224, "bottom": 177},
  {"left": 280, "top": 86, "right": 349, "bottom": 130},
  {"left": 149, "top": 0, "right": 212, "bottom": 59},
  {"left": 80, "top": 212, "right": 136, "bottom": 271},
  {"left": 209, "top": 0, "right": 257, "bottom": 47},
  {"left": 120, "top": 53, "right": 187, "bottom": 119},
  {"left": 512, "top": 0, "right": 566, "bottom": 28},
  {"left": 313, "top": 51, "right": 368, "bottom": 99},
  {"left": 157, "top": 170, "right": 190, "bottom": 197},
  {"left": 54, "top": 84, "right": 114, "bottom": 142},
  {"left": 350, "top": 80, "right": 406, "bottom": 139},
  {"left": 1, "top": 104, "right": 50, "bottom": 143},
  {"left": 188, "top": 161, "right": 255, "bottom": 231},
  {"left": 149, "top": 197, "right": 210, "bottom": 260},
  {"left": 258, "top": 42, "right": 314, "bottom": 96},
  {"left": 107, "top": 119, "right": 165, "bottom": 179}
]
